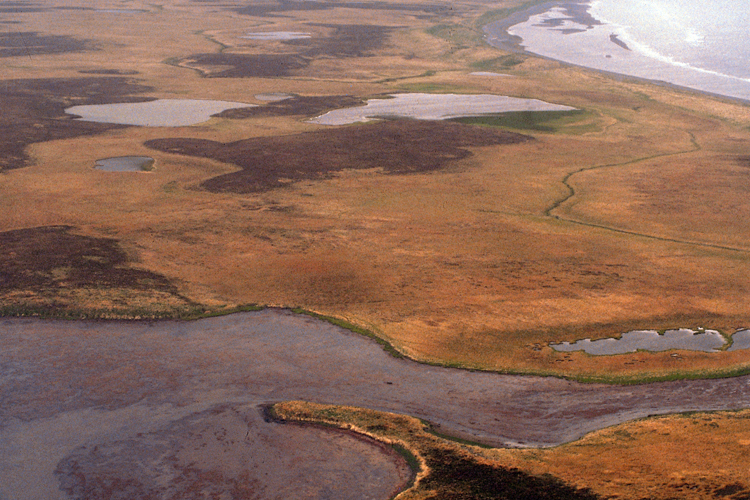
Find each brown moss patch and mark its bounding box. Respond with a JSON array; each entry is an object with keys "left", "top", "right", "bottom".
[
  {"left": 145, "top": 120, "right": 532, "bottom": 193},
  {"left": 0, "top": 77, "right": 152, "bottom": 171}
]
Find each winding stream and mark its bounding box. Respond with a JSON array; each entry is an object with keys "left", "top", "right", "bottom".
[{"left": 2, "top": 310, "right": 749, "bottom": 498}]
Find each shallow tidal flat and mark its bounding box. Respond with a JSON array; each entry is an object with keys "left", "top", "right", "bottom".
[{"left": 3, "top": 310, "right": 750, "bottom": 499}]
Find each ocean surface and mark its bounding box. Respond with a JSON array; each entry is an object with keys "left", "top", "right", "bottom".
[{"left": 485, "top": 0, "right": 750, "bottom": 101}]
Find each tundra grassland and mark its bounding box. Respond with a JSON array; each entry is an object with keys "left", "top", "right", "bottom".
[{"left": 2, "top": 0, "right": 750, "bottom": 383}]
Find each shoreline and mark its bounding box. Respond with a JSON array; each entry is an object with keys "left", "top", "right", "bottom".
[{"left": 482, "top": 0, "right": 750, "bottom": 106}]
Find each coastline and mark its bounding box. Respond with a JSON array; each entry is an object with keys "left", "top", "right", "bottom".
[{"left": 482, "top": 0, "right": 750, "bottom": 106}]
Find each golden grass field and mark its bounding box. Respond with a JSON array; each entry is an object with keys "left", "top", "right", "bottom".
[{"left": 5, "top": 0, "right": 750, "bottom": 497}]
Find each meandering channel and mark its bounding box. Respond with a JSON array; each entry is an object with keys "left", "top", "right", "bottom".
[{"left": 2, "top": 309, "right": 750, "bottom": 498}]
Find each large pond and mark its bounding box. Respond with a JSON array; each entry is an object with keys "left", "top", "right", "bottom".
[
  {"left": 309, "top": 93, "right": 576, "bottom": 125},
  {"left": 551, "top": 328, "right": 750, "bottom": 355},
  {"left": 65, "top": 99, "right": 255, "bottom": 127},
  {"left": 94, "top": 156, "right": 154, "bottom": 172},
  {"left": 3, "top": 310, "right": 750, "bottom": 499}
]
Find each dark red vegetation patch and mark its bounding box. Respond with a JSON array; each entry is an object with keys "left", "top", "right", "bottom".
[
  {"left": 230, "top": 0, "right": 450, "bottom": 18},
  {"left": 181, "top": 53, "right": 309, "bottom": 78},
  {"left": 0, "top": 32, "right": 89, "bottom": 57},
  {"left": 0, "top": 77, "right": 152, "bottom": 171},
  {"left": 0, "top": 226, "right": 182, "bottom": 296},
  {"left": 145, "top": 120, "right": 532, "bottom": 193}
]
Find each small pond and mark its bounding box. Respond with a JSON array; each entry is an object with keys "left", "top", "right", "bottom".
[
  {"left": 95, "top": 156, "right": 154, "bottom": 172},
  {"left": 255, "top": 92, "right": 294, "bottom": 101},
  {"left": 551, "top": 328, "right": 750, "bottom": 355},
  {"left": 470, "top": 71, "right": 514, "bottom": 77},
  {"left": 96, "top": 9, "right": 147, "bottom": 13},
  {"left": 241, "top": 31, "right": 311, "bottom": 40},
  {"left": 66, "top": 99, "right": 255, "bottom": 127},
  {"left": 309, "top": 93, "right": 576, "bottom": 125}
]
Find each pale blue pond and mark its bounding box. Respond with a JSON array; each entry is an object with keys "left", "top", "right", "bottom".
[{"left": 551, "top": 329, "right": 728, "bottom": 355}]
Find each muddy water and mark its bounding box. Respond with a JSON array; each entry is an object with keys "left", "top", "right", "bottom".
[{"left": 2, "top": 310, "right": 750, "bottom": 499}]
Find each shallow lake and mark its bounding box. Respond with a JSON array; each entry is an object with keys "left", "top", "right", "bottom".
[
  {"left": 66, "top": 99, "right": 255, "bottom": 127},
  {"left": 309, "top": 93, "right": 576, "bottom": 125},
  {"left": 94, "top": 156, "right": 154, "bottom": 172},
  {"left": 3, "top": 310, "right": 750, "bottom": 499}
]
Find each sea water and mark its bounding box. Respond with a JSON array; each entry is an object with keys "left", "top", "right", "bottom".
[{"left": 489, "top": 0, "right": 750, "bottom": 101}]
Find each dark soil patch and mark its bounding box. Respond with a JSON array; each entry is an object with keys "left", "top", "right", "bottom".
[
  {"left": 0, "top": 32, "right": 90, "bottom": 57},
  {"left": 145, "top": 120, "right": 532, "bottom": 193},
  {"left": 79, "top": 69, "right": 139, "bottom": 75},
  {"left": 715, "top": 483, "right": 750, "bottom": 498},
  {"left": 0, "top": 77, "right": 152, "bottom": 171},
  {"left": 0, "top": 226, "right": 180, "bottom": 296},
  {"left": 421, "top": 448, "right": 599, "bottom": 500},
  {"left": 216, "top": 95, "right": 363, "bottom": 118},
  {"left": 0, "top": 2, "right": 46, "bottom": 14},
  {"left": 287, "top": 23, "right": 392, "bottom": 58},
  {"left": 181, "top": 52, "right": 309, "bottom": 78},
  {"left": 182, "top": 24, "right": 392, "bottom": 77}
]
